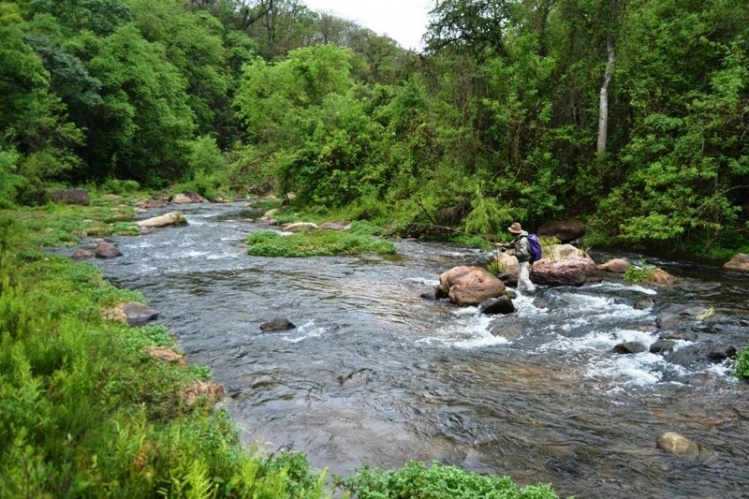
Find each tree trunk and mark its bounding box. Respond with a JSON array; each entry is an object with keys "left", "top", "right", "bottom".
[{"left": 597, "top": 34, "right": 616, "bottom": 155}]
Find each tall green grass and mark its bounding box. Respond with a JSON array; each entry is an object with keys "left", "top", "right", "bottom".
[
  {"left": 0, "top": 214, "right": 328, "bottom": 498},
  {"left": 246, "top": 228, "right": 396, "bottom": 257}
]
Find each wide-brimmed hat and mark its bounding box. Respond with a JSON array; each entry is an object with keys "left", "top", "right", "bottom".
[{"left": 508, "top": 222, "right": 523, "bottom": 234}]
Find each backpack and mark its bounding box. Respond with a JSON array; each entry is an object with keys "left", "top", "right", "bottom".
[{"left": 524, "top": 234, "right": 543, "bottom": 263}]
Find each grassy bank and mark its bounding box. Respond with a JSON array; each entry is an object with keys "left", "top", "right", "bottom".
[{"left": 0, "top": 194, "right": 558, "bottom": 498}]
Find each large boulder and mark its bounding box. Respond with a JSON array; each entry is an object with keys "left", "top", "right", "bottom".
[
  {"left": 530, "top": 244, "right": 598, "bottom": 286},
  {"left": 137, "top": 212, "right": 188, "bottom": 229},
  {"left": 171, "top": 190, "right": 208, "bottom": 204},
  {"left": 724, "top": 253, "right": 749, "bottom": 271},
  {"left": 438, "top": 266, "right": 506, "bottom": 306},
  {"left": 536, "top": 221, "right": 586, "bottom": 243}
]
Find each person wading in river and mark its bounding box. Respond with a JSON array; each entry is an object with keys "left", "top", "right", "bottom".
[{"left": 496, "top": 222, "right": 536, "bottom": 293}]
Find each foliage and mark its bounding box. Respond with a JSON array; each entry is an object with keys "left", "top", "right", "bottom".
[
  {"left": 2, "top": 0, "right": 749, "bottom": 255},
  {"left": 84, "top": 24, "right": 196, "bottom": 184},
  {"left": 486, "top": 257, "right": 505, "bottom": 276},
  {"left": 735, "top": 347, "right": 749, "bottom": 380},
  {"left": 0, "top": 203, "right": 332, "bottom": 498},
  {"left": 245, "top": 229, "right": 396, "bottom": 257},
  {"left": 0, "top": 147, "right": 25, "bottom": 208},
  {"left": 337, "top": 460, "right": 558, "bottom": 499},
  {"left": 623, "top": 261, "right": 657, "bottom": 284}
]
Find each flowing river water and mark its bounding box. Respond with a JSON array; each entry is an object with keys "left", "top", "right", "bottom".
[{"left": 87, "top": 202, "right": 749, "bottom": 498}]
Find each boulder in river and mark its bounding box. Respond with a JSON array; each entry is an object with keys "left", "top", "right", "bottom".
[
  {"left": 171, "top": 190, "right": 208, "bottom": 204},
  {"left": 613, "top": 341, "right": 647, "bottom": 354},
  {"left": 724, "top": 253, "right": 749, "bottom": 271},
  {"left": 531, "top": 244, "right": 598, "bottom": 287},
  {"left": 650, "top": 340, "right": 677, "bottom": 354},
  {"left": 438, "top": 266, "right": 506, "bottom": 306},
  {"left": 72, "top": 248, "right": 94, "bottom": 260},
  {"left": 657, "top": 432, "right": 699, "bottom": 458},
  {"left": 137, "top": 212, "right": 188, "bottom": 229},
  {"left": 598, "top": 258, "right": 632, "bottom": 273},
  {"left": 260, "top": 317, "right": 296, "bottom": 332},
  {"left": 644, "top": 268, "right": 677, "bottom": 287},
  {"left": 479, "top": 295, "right": 515, "bottom": 315},
  {"left": 633, "top": 296, "right": 655, "bottom": 310},
  {"left": 708, "top": 345, "right": 737, "bottom": 362},
  {"left": 95, "top": 240, "right": 122, "bottom": 259}
]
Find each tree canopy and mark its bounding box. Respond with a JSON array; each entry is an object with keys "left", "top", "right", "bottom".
[{"left": 1, "top": 0, "right": 748, "bottom": 256}]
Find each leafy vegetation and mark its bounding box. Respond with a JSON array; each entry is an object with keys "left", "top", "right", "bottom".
[
  {"left": 1, "top": 0, "right": 747, "bottom": 258},
  {"left": 736, "top": 348, "right": 749, "bottom": 380},
  {"left": 623, "top": 262, "right": 658, "bottom": 284},
  {"left": 336, "top": 460, "right": 557, "bottom": 499},
  {"left": 246, "top": 228, "right": 396, "bottom": 257},
  {"left": 0, "top": 208, "right": 330, "bottom": 497}
]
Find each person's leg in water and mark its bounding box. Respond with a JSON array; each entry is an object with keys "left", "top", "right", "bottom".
[{"left": 518, "top": 261, "right": 536, "bottom": 293}]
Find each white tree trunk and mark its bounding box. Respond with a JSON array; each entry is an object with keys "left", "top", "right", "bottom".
[{"left": 597, "top": 35, "right": 617, "bottom": 155}]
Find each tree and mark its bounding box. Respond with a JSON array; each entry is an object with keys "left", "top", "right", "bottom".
[
  {"left": 0, "top": 2, "right": 83, "bottom": 187},
  {"left": 426, "top": 0, "right": 518, "bottom": 57},
  {"left": 84, "top": 25, "right": 196, "bottom": 182},
  {"left": 28, "top": 0, "right": 132, "bottom": 36},
  {"left": 127, "top": 0, "right": 232, "bottom": 138}
]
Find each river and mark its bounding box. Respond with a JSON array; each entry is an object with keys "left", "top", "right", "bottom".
[{"left": 88, "top": 202, "right": 749, "bottom": 498}]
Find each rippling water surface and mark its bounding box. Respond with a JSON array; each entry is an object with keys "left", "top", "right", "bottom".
[{"left": 90, "top": 203, "right": 749, "bottom": 498}]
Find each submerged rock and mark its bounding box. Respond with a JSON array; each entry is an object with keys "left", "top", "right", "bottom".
[
  {"left": 95, "top": 240, "right": 122, "bottom": 259},
  {"left": 479, "top": 295, "right": 515, "bottom": 315},
  {"left": 657, "top": 432, "right": 699, "bottom": 458},
  {"left": 260, "top": 317, "right": 296, "bottom": 332},
  {"left": 613, "top": 341, "right": 647, "bottom": 354}
]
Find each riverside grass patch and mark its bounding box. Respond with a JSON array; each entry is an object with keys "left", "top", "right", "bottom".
[
  {"left": 246, "top": 228, "right": 396, "bottom": 257},
  {"left": 337, "top": 460, "right": 558, "bottom": 499},
  {"left": 0, "top": 209, "right": 330, "bottom": 498}
]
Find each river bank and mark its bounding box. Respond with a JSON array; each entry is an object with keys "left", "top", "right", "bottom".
[{"left": 0, "top": 195, "right": 558, "bottom": 498}]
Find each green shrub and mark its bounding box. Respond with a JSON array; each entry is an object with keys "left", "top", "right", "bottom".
[
  {"left": 100, "top": 178, "right": 141, "bottom": 195},
  {"left": 337, "top": 460, "right": 558, "bottom": 499},
  {"left": 735, "top": 347, "right": 749, "bottom": 379},
  {"left": 246, "top": 229, "right": 396, "bottom": 257},
  {"left": 623, "top": 262, "right": 657, "bottom": 283}
]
